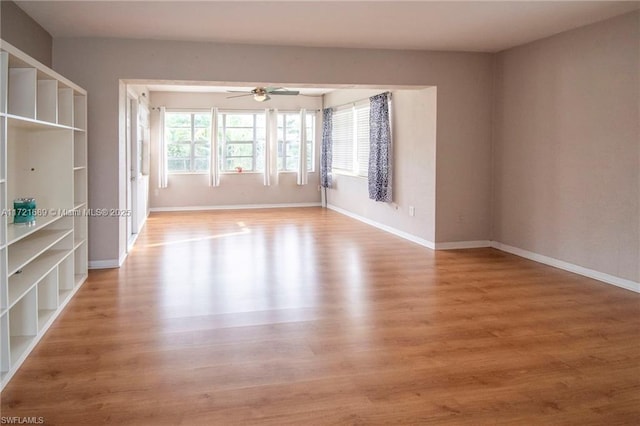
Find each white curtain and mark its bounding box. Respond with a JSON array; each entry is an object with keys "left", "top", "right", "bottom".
[
  {"left": 208, "top": 107, "right": 220, "bottom": 187},
  {"left": 266, "top": 108, "right": 279, "bottom": 186},
  {"left": 297, "top": 109, "right": 308, "bottom": 186},
  {"left": 158, "top": 106, "right": 168, "bottom": 188}
]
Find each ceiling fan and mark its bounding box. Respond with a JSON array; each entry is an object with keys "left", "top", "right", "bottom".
[{"left": 227, "top": 86, "right": 300, "bottom": 102}]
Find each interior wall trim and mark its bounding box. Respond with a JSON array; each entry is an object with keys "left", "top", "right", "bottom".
[
  {"left": 434, "top": 241, "right": 492, "bottom": 250},
  {"left": 326, "top": 204, "right": 436, "bottom": 249},
  {"left": 88, "top": 259, "right": 121, "bottom": 269},
  {"left": 491, "top": 242, "right": 640, "bottom": 293},
  {"left": 149, "top": 202, "right": 322, "bottom": 212},
  {"left": 327, "top": 205, "right": 639, "bottom": 293}
]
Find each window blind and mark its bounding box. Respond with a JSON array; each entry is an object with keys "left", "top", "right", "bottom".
[
  {"left": 355, "top": 105, "right": 370, "bottom": 177},
  {"left": 331, "top": 108, "right": 354, "bottom": 171}
]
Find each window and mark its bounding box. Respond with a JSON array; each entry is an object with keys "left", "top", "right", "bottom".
[
  {"left": 331, "top": 104, "right": 370, "bottom": 177},
  {"left": 277, "top": 112, "right": 315, "bottom": 172},
  {"left": 164, "top": 111, "right": 211, "bottom": 173},
  {"left": 218, "top": 112, "right": 266, "bottom": 172}
]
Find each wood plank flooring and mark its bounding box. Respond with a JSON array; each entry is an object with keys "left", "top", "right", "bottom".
[{"left": 1, "top": 208, "right": 638, "bottom": 425}]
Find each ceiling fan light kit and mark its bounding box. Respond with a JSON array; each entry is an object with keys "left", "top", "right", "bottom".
[{"left": 227, "top": 86, "right": 300, "bottom": 102}]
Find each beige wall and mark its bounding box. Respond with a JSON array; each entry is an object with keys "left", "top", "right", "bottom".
[
  {"left": 325, "top": 88, "right": 437, "bottom": 243},
  {"left": 149, "top": 91, "right": 322, "bottom": 209},
  {"left": 492, "top": 11, "right": 639, "bottom": 282},
  {"left": 52, "top": 37, "right": 493, "bottom": 263},
  {"left": 0, "top": 1, "right": 52, "bottom": 67}
]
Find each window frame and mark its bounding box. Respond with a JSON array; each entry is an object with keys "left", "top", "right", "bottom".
[
  {"left": 277, "top": 111, "right": 316, "bottom": 173},
  {"left": 164, "top": 110, "right": 211, "bottom": 174},
  {"left": 218, "top": 110, "right": 266, "bottom": 173}
]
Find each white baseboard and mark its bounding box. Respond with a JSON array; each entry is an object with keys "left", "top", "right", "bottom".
[
  {"left": 150, "top": 202, "right": 321, "bottom": 212},
  {"left": 326, "top": 204, "right": 436, "bottom": 249},
  {"left": 434, "top": 240, "right": 492, "bottom": 250},
  {"left": 88, "top": 259, "right": 120, "bottom": 269},
  {"left": 326, "top": 204, "right": 639, "bottom": 293},
  {"left": 492, "top": 242, "right": 639, "bottom": 293}
]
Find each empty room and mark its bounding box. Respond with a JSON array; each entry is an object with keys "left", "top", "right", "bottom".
[{"left": 0, "top": 1, "right": 638, "bottom": 424}]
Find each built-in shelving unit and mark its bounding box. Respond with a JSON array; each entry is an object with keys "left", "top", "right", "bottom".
[{"left": 0, "top": 40, "right": 88, "bottom": 390}]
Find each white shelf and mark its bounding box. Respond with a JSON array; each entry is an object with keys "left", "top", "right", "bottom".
[
  {"left": 74, "top": 273, "right": 87, "bottom": 287},
  {"left": 8, "top": 68, "right": 36, "bottom": 119},
  {"left": 58, "top": 288, "right": 72, "bottom": 301},
  {"left": 37, "top": 309, "right": 56, "bottom": 331},
  {"left": 73, "top": 238, "right": 85, "bottom": 250},
  {"left": 9, "top": 335, "right": 34, "bottom": 363},
  {"left": 8, "top": 249, "right": 70, "bottom": 307},
  {"left": 7, "top": 214, "right": 64, "bottom": 245},
  {"left": 6, "top": 113, "right": 74, "bottom": 131},
  {"left": 1, "top": 39, "right": 88, "bottom": 391},
  {"left": 8, "top": 229, "right": 72, "bottom": 275}
]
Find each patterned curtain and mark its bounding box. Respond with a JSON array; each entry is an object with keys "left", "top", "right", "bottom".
[
  {"left": 158, "top": 106, "right": 168, "bottom": 188},
  {"left": 320, "top": 107, "right": 333, "bottom": 188},
  {"left": 368, "top": 92, "right": 392, "bottom": 202}
]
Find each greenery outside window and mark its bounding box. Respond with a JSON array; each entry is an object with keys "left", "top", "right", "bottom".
[
  {"left": 277, "top": 112, "right": 315, "bottom": 172},
  {"left": 218, "top": 112, "right": 266, "bottom": 172},
  {"left": 165, "top": 111, "right": 211, "bottom": 173}
]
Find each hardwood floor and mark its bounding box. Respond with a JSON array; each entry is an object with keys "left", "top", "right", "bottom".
[{"left": 1, "top": 208, "right": 638, "bottom": 425}]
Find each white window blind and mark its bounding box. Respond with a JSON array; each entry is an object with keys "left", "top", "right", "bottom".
[
  {"left": 331, "top": 104, "right": 370, "bottom": 176},
  {"left": 355, "top": 105, "right": 370, "bottom": 177},
  {"left": 331, "top": 108, "right": 354, "bottom": 171}
]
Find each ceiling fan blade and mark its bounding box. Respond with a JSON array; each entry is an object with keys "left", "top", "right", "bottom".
[
  {"left": 226, "top": 93, "right": 253, "bottom": 99},
  {"left": 265, "top": 86, "right": 283, "bottom": 92},
  {"left": 269, "top": 90, "right": 300, "bottom": 96},
  {"left": 226, "top": 90, "right": 250, "bottom": 93}
]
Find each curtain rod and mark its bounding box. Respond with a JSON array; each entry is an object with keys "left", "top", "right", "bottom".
[
  {"left": 151, "top": 106, "right": 321, "bottom": 112},
  {"left": 324, "top": 91, "right": 391, "bottom": 111}
]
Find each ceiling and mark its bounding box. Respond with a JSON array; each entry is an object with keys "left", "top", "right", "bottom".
[{"left": 16, "top": 1, "right": 640, "bottom": 53}]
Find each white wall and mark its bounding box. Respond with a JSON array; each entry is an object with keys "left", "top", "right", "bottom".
[
  {"left": 52, "top": 37, "right": 494, "bottom": 264},
  {"left": 325, "top": 88, "right": 437, "bottom": 244},
  {"left": 149, "top": 91, "right": 322, "bottom": 209},
  {"left": 493, "top": 11, "right": 639, "bottom": 283}
]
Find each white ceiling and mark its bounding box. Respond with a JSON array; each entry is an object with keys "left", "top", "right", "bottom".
[{"left": 16, "top": 1, "right": 640, "bottom": 53}]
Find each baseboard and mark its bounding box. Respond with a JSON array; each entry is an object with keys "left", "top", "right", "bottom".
[
  {"left": 492, "top": 241, "right": 640, "bottom": 293},
  {"left": 326, "top": 204, "right": 436, "bottom": 249},
  {"left": 434, "top": 240, "right": 492, "bottom": 250},
  {"left": 326, "top": 205, "right": 639, "bottom": 293},
  {"left": 88, "top": 259, "right": 120, "bottom": 269},
  {"left": 150, "top": 202, "right": 321, "bottom": 212}
]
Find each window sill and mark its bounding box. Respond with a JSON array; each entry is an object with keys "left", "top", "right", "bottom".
[
  {"left": 220, "top": 171, "right": 263, "bottom": 175},
  {"left": 168, "top": 172, "right": 209, "bottom": 176}
]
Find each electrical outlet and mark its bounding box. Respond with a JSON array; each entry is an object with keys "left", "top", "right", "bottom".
[{"left": 409, "top": 206, "right": 415, "bottom": 216}]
